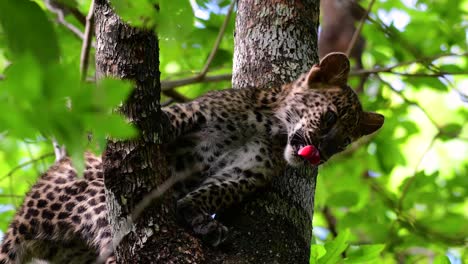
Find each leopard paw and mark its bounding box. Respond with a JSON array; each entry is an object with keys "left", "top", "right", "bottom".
[
  {"left": 192, "top": 217, "right": 229, "bottom": 247},
  {"left": 176, "top": 201, "right": 229, "bottom": 247}
]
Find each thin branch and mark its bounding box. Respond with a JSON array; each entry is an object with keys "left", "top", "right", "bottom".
[
  {"left": 161, "top": 99, "right": 175, "bottom": 107},
  {"left": 0, "top": 194, "right": 25, "bottom": 198},
  {"left": 376, "top": 75, "right": 440, "bottom": 128},
  {"left": 161, "top": 73, "right": 232, "bottom": 91},
  {"left": 398, "top": 135, "right": 437, "bottom": 210},
  {"left": 199, "top": 0, "right": 236, "bottom": 76},
  {"left": 322, "top": 206, "right": 338, "bottom": 238},
  {"left": 0, "top": 153, "right": 55, "bottom": 183},
  {"left": 45, "top": 1, "right": 85, "bottom": 40},
  {"left": 365, "top": 175, "right": 466, "bottom": 246},
  {"left": 162, "top": 90, "right": 189, "bottom": 102},
  {"left": 369, "top": 14, "right": 463, "bottom": 90},
  {"left": 346, "top": 0, "right": 376, "bottom": 56},
  {"left": 387, "top": 71, "right": 467, "bottom": 77},
  {"left": 45, "top": 0, "right": 87, "bottom": 25},
  {"left": 349, "top": 52, "right": 468, "bottom": 76},
  {"left": 80, "top": 0, "right": 95, "bottom": 81},
  {"left": 161, "top": 0, "right": 235, "bottom": 91}
]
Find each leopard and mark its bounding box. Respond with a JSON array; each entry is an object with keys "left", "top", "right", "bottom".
[{"left": 0, "top": 52, "right": 384, "bottom": 263}]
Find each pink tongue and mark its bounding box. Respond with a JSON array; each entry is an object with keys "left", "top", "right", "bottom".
[{"left": 298, "top": 145, "right": 320, "bottom": 165}]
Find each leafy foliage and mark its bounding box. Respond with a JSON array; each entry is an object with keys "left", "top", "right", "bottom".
[{"left": 0, "top": 0, "right": 466, "bottom": 263}]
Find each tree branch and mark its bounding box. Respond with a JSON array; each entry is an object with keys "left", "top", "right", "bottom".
[
  {"left": 161, "top": 73, "right": 232, "bottom": 91},
  {"left": 160, "top": 0, "right": 235, "bottom": 91},
  {"left": 346, "top": 0, "right": 375, "bottom": 56},
  {"left": 199, "top": 0, "right": 235, "bottom": 77},
  {"left": 350, "top": 52, "right": 468, "bottom": 77},
  {"left": 45, "top": 0, "right": 87, "bottom": 25},
  {"left": 80, "top": 0, "right": 95, "bottom": 81},
  {"left": 376, "top": 74, "right": 440, "bottom": 128},
  {"left": 322, "top": 206, "right": 338, "bottom": 238},
  {"left": 0, "top": 194, "right": 26, "bottom": 198},
  {"left": 45, "top": 0, "right": 85, "bottom": 40},
  {"left": 365, "top": 175, "right": 466, "bottom": 246},
  {"left": 162, "top": 90, "right": 190, "bottom": 102},
  {"left": 398, "top": 135, "right": 437, "bottom": 210},
  {"left": 0, "top": 153, "right": 55, "bottom": 183}
]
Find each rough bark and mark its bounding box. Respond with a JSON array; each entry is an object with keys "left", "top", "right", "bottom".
[
  {"left": 216, "top": 0, "right": 321, "bottom": 263},
  {"left": 94, "top": 1, "right": 203, "bottom": 263}
]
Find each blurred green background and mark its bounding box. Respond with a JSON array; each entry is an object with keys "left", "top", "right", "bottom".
[{"left": 0, "top": 0, "right": 466, "bottom": 263}]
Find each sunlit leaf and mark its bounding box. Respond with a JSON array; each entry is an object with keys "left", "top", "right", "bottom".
[
  {"left": 327, "top": 191, "right": 359, "bottom": 208},
  {"left": 0, "top": 0, "right": 59, "bottom": 64},
  {"left": 319, "top": 229, "right": 350, "bottom": 264},
  {"left": 344, "top": 244, "right": 385, "bottom": 263}
]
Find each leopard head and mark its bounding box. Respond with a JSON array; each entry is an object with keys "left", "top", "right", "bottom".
[{"left": 279, "top": 52, "right": 384, "bottom": 166}]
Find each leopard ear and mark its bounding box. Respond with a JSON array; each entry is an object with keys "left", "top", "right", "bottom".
[
  {"left": 306, "top": 52, "right": 350, "bottom": 86},
  {"left": 359, "top": 111, "right": 384, "bottom": 136}
]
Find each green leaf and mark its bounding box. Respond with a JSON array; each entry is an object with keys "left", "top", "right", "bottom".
[
  {"left": 440, "top": 123, "right": 462, "bottom": 140},
  {"left": 438, "top": 64, "right": 465, "bottom": 73},
  {"left": 433, "top": 255, "right": 450, "bottom": 264},
  {"left": 310, "top": 244, "right": 327, "bottom": 263},
  {"left": 86, "top": 114, "right": 137, "bottom": 139},
  {"left": 319, "top": 229, "right": 350, "bottom": 264},
  {"left": 157, "top": 0, "right": 193, "bottom": 41},
  {"left": 94, "top": 78, "right": 134, "bottom": 109},
  {"left": 112, "top": 0, "right": 158, "bottom": 27},
  {"left": 327, "top": 191, "right": 359, "bottom": 208},
  {"left": 404, "top": 76, "right": 447, "bottom": 91},
  {"left": 0, "top": 0, "right": 59, "bottom": 64},
  {"left": 344, "top": 244, "right": 385, "bottom": 263}
]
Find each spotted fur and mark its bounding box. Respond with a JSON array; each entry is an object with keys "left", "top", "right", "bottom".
[{"left": 0, "top": 53, "right": 383, "bottom": 263}]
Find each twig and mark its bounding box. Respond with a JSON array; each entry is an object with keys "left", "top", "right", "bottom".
[
  {"left": 161, "top": 0, "right": 235, "bottom": 91},
  {"left": 369, "top": 15, "right": 463, "bottom": 91},
  {"left": 45, "top": 0, "right": 87, "bottom": 25},
  {"left": 385, "top": 71, "right": 466, "bottom": 77},
  {"left": 398, "top": 135, "right": 437, "bottom": 210},
  {"left": 376, "top": 75, "right": 440, "bottom": 129},
  {"left": 0, "top": 75, "right": 4, "bottom": 80},
  {"left": 349, "top": 52, "right": 468, "bottom": 77},
  {"left": 45, "top": 0, "right": 85, "bottom": 40},
  {"left": 80, "top": 0, "right": 95, "bottom": 81},
  {"left": 199, "top": 0, "right": 235, "bottom": 76},
  {"left": 0, "top": 153, "right": 55, "bottom": 183},
  {"left": 162, "top": 90, "right": 189, "bottom": 102},
  {"left": 365, "top": 175, "right": 466, "bottom": 246},
  {"left": 0, "top": 194, "right": 25, "bottom": 198},
  {"left": 322, "top": 206, "right": 338, "bottom": 238},
  {"left": 161, "top": 73, "right": 232, "bottom": 91},
  {"left": 346, "top": 0, "right": 375, "bottom": 56},
  {"left": 161, "top": 99, "right": 175, "bottom": 107}
]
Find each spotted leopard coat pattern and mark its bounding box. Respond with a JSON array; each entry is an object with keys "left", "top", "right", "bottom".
[{"left": 0, "top": 53, "right": 384, "bottom": 263}]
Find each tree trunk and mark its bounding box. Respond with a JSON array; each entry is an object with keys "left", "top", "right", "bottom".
[
  {"left": 94, "top": 1, "right": 204, "bottom": 263},
  {"left": 213, "top": 0, "right": 320, "bottom": 263}
]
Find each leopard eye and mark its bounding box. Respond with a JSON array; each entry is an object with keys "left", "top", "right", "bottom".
[
  {"left": 324, "top": 111, "right": 338, "bottom": 128},
  {"left": 343, "top": 137, "right": 352, "bottom": 147}
]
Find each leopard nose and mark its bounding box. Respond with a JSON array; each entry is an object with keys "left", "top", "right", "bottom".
[{"left": 297, "top": 145, "right": 320, "bottom": 165}]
